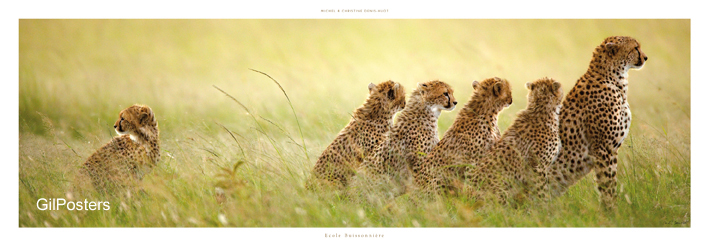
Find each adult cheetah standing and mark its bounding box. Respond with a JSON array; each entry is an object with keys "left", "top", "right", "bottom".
[
  {"left": 308, "top": 81, "right": 406, "bottom": 189},
  {"left": 548, "top": 36, "right": 648, "bottom": 208},
  {"left": 353, "top": 80, "right": 457, "bottom": 196},
  {"left": 462, "top": 77, "right": 564, "bottom": 203},
  {"left": 80, "top": 104, "right": 160, "bottom": 193},
  {"left": 413, "top": 77, "right": 512, "bottom": 195}
]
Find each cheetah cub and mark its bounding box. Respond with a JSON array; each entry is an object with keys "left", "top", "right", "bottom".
[
  {"left": 80, "top": 104, "right": 160, "bottom": 193},
  {"left": 308, "top": 80, "right": 406, "bottom": 189},
  {"left": 353, "top": 80, "right": 457, "bottom": 196},
  {"left": 413, "top": 77, "right": 512, "bottom": 195},
  {"left": 463, "top": 77, "right": 563, "bottom": 204}
]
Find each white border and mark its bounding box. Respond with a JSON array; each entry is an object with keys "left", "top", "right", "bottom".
[{"left": 4, "top": 1, "right": 705, "bottom": 245}]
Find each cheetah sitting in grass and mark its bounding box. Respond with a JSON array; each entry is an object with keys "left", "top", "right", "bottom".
[
  {"left": 547, "top": 36, "right": 647, "bottom": 208},
  {"left": 308, "top": 81, "right": 406, "bottom": 189},
  {"left": 413, "top": 77, "right": 512, "bottom": 195},
  {"left": 353, "top": 80, "right": 457, "bottom": 196},
  {"left": 80, "top": 104, "right": 160, "bottom": 193},
  {"left": 463, "top": 77, "right": 563, "bottom": 204}
]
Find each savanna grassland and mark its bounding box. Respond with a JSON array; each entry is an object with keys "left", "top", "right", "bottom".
[{"left": 19, "top": 19, "right": 690, "bottom": 227}]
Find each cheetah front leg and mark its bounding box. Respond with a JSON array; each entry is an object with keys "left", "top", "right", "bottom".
[{"left": 592, "top": 145, "right": 618, "bottom": 209}]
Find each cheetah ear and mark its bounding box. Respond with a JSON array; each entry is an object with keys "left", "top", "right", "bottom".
[
  {"left": 492, "top": 82, "right": 503, "bottom": 97},
  {"left": 418, "top": 82, "right": 428, "bottom": 94},
  {"left": 471, "top": 80, "right": 480, "bottom": 90},
  {"left": 139, "top": 107, "right": 154, "bottom": 125},
  {"left": 387, "top": 85, "right": 398, "bottom": 100},
  {"left": 525, "top": 81, "right": 534, "bottom": 90},
  {"left": 388, "top": 83, "right": 400, "bottom": 100},
  {"left": 368, "top": 83, "right": 376, "bottom": 93},
  {"left": 605, "top": 42, "right": 618, "bottom": 56},
  {"left": 552, "top": 81, "right": 562, "bottom": 91}
]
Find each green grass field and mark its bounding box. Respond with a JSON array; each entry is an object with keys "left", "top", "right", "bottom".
[{"left": 18, "top": 19, "right": 690, "bottom": 227}]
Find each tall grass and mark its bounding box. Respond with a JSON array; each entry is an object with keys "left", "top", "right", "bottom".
[
  {"left": 19, "top": 19, "right": 689, "bottom": 227},
  {"left": 249, "top": 68, "right": 311, "bottom": 161}
]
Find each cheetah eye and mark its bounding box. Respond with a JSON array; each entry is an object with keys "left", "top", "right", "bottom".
[
  {"left": 443, "top": 92, "right": 449, "bottom": 97},
  {"left": 628, "top": 46, "right": 640, "bottom": 57},
  {"left": 121, "top": 117, "right": 124, "bottom": 121}
]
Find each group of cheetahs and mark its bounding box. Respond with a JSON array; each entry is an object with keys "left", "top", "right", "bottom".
[
  {"left": 309, "top": 36, "right": 647, "bottom": 207},
  {"left": 78, "top": 36, "right": 647, "bottom": 208}
]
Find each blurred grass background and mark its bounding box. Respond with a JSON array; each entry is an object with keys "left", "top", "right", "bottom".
[{"left": 19, "top": 19, "right": 689, "bottom": 227}]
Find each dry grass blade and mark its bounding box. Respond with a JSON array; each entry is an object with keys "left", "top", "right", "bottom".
[
  {"left": 200, "top": 148, "right": 220, "bottom": 158},
  {"left": 213, "top": 84, "right": 286, "bottom": 163},
  {"left": 59, "top": 138, "right": 81, "bottom": 158},
  {"left": 215, "top": 122, "right": 247, "bottom": 158},
  {"left": 259, "top": 116, "right": 303, "bottom": 149},
  {"left": 212, "top": 85, "right": 251, "bottom": 114},
  {"left": 249, "top": 68, "right": 310, "bottom": 161}
]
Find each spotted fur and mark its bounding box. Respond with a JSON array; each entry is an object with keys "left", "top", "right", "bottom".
[
  {"left": 80, "top": 104, "right": 160, "bottom": 192},
  {"left": 413, "top": 77, "right": 512, "bottom": 194},
  {"left": 547, "top": 36, "right": 648, "bottom": 208},
  {"left": 308, "top": 81, "right": 406, "bottom": 189},
  {"left": 463, "top": 77, "right": 563, "bottom": 203},
  {"left": 353, "top": 80, "right": 457, "bottom": 195}
]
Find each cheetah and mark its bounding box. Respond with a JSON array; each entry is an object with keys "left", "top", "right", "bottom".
[
  {"left": 462, "top": 77, "right": 564, "bottom": 204},
  {"left": 547, "top": 36, "right": 648, "bottom": 208},
  {"left": 80, "top": 104, "right": 160, "bottom": 193},
  {"left": 413, "top": 77, "right": 512, "bottom": 195},
  {"left": 353, "top": 80, "right": 457, "bottom": 196},
  {"left": 307, "top": 80, "right": 406, "bottom": 189}
]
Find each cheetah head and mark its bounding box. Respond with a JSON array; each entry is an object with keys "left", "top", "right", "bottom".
[
  {"left": 417, "top": 80, "right": 457, "bottom": 115},
  {"left": 525, "top": 77, "right": 563, "bottom": 112},
  {"left": 472, "top": 77, "right": 513, "bottom": 109},
  {"left": 368, "top": 80, "right": 406, "bottom": 114},
  {"left": 114, "top": 104, "right": 157, "bottom": 142},
  {"left": 597, "top": 36, "right": 648, "bottom": 70}
]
